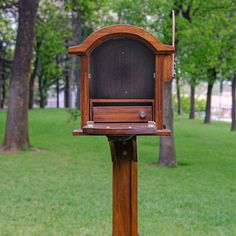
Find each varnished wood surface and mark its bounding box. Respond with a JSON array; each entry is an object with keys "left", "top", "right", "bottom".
[
  {"left": 68, "top": 24, "right": 174, "bottom": 133},
  {"left": 109, "top": 136, "right": 138, "bottom": 236},
  {"left": 163, "top": 54, "right": 173, "bottom": 81},
  {"left": 91, "top": 99, "right": 154, "bottom": 103},
  {"left": 68, "top": 24, "right": 174, "bottom": 55},
  {"left": 72, "top": 123, "right": 171, "bottom": 136},
  {"left": 80, "top": 56, "right": 89, "bottom": 126},
  {"left": 155, "top": 55, "right": 164, "bottom": 129},
  {"left": 69, "top": 24, "right": 174, "bottom": 236},
  {"left": 93, "top": 106, "right": 153, "bottom": 123}
]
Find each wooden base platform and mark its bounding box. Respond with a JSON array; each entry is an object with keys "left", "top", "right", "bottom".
[{"left": 72, "top": 123, "right": 171, "bottom": 136}]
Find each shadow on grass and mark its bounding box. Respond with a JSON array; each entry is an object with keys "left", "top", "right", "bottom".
[
  {"left": 147, "top": 161, "right": 190, "bottom": 169},
  {"left": 147, "top": 162, "right": 176, "bottom": 168},
  {"left": 177, "top": 161, "right": 191, "bottom": 166},
  {"left": 0, "top": 146, "right": 48, "bottom": 155}
]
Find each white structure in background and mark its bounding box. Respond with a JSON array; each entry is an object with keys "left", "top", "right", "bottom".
[
  {"left": 173, "top": 80, "right": 232, "bottom": 122},
  {"left": 46, "top": 81, "right": 232, "bottom": 122},
  {"left": 47, "top": 89, "right": 77, "bottom": 108},
  {"left": 212, "top": 91, "right": 231, "bottom": 122}
]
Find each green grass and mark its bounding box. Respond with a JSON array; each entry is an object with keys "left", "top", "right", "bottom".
[{"left": 0, "top": 109, "right": 235, "bottom": 236}]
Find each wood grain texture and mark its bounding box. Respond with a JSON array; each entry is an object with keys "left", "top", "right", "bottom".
[
  {"left": 91, "top": 99, "right": 154, "bottom": 103},
  {"left": 68, "top": 24, "right": 174, "bottom": 55},
  {"left": 73, "top": 123, "right": 171, "bottom": 136},
  {"left": 163, "top": 54, "right": 173, "bottom": 81},
  {"left": 68, "top": 24, "right": 173, "bottom": 133},
  {"left": 80, "top": 55, "right": 89, "bottom": 126},
  {"left": 93, "top": 106, "right": 153, "bottom": 123},
  {"left": 108, "top": 136, "right": 138, "bottom": 236},
  {"left": 155, "top": 55, "right": 164, "bottom": 129}
]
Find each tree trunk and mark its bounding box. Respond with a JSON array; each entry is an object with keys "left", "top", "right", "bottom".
[
  {"left": 38, "top": 74, "right": 45, "bottom": 109},
  {"left": 68, "top": 56, "right": 75, "bottom": 108},
  {"left": 56, "top": 56, "right": 60, "bottom": 108},
  {"left": 56, "top": 78, "right": 59, "bottom": 108},
  {"left": 64, "top": 70, "right": 69, "bottom": 108},
  {"left": 1, "top": 0, "right": 39, "bottom": 151},
  {"left": 176, "top": 76, "right": 182, "bottom": 115},
  {"left": 158, "top": 80, "right": 176, "bottom": 167},
  {"left": 28, "top": 45, "right": 39, "bottom": 109},
  {"left": 231, "top": 75, "right": 236, "bottom": 131},
  {"left": 68, "top": 6, "right": 78, "bottom": 108},
  {"left": 75, "top": 16, "right": 82, "bottom": 109},
  {"left": 189, "top": 84, "right": 195, "bottom": 119},
  {"left": 0, "top": 84, "right": 2, "bottom": 109},
  {"left": 204, "top": 82, "right": 214, "bottom": 124},
  {"left": 2, "top": 83, "right": 5, "bottom": 107},
  {"left": 218, "top": 79, "right": 223, "bottom": 120},
  {"left": 28, "top": 74, "right": 35, "bottom": 109},
  {"left": 0, "top": 82, "right": 5, "bottom": 109},
  {"left": 0, "top": 41, "right": 3, "bottom": 109}
]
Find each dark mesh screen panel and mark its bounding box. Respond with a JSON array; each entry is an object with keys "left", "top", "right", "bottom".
[{"left": 90, "top": 38, "right": 155, "bottom": 99}]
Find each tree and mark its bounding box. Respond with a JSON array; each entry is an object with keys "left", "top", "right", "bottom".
[
  {"left": 28, "top": 40, "right": 40, "bottom": 109},
  {"left": 65, "top": 0, "right": 108, "bottom": 108},
  {"left": 189, "top": 80, "right": 196, "bottom": 119},
  {"left": 34, "top": 1, "right": 69, "bottom": 108},
  {"left": 1, "top": 0, "right": 39, "bottom": 151},
  {"left": 173, "top": 0, "right": 201, "bottom": 120},
  {"left": 204, "top": 69, "right": 217, "bottom": 124},
  {"left": 110, "top": 0, "right": 176, "bottom": 166},
  {"left": 231, "top": 75, "right": 236, "bottom": 131},
  {"left": 0, "top": 1, "right": 16, "bottom": 109},
  {"left": 176, "top": 74, "right": 183, "bottom": 115},
  {"left": 200, "top": 1, "right": 235, "bottom": 124},
  {"left": 175, "top": 0, "right": 235, "bottom": 125},
  {"left": 158, "top": 80, "right": 176, "bottom": 166},
  {"left": 218, "top": 1, "right": 236, "bottom": 131}
]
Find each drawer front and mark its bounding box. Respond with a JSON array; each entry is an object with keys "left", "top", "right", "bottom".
[{"left": 93, "top": 106, "right": 153, "bottom": 123}]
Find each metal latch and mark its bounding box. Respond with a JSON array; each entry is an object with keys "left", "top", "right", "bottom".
[
  {"left": 148, "top": 121, "right": 156, "bottom": 128},
  {"left": 87, "top": 121, "right": 94, "bottom": 128}
]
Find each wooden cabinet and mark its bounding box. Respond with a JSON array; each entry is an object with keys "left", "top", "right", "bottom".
[
  {"left": 68, "top": 24, "right": 175, "bottom": 236},
  {"left": 69, "top": 24, "right": 174, "bottom": 135}
]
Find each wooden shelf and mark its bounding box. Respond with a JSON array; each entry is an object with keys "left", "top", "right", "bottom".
[
  {"left": 72, "top": 123, "right": 171, "bottom": 136},
  {"left": 91, "top": 99, "right": 154, "bottom": 103}
]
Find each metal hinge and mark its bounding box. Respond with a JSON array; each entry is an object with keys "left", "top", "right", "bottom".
[
  {"left": 172, "top": 58, "right": 176, "bottom": 78},
  {"left": 153, "top": 72, "right": 155, "bottom": 79},
  {"left": 148, "top": 121, "right": 156, "bottom": 128},
  {"left": 88, "top": 73, "right": 91, "bottom": 79},
  {"left": 87, "top": 121, "right": 94, "bottom": 128}
]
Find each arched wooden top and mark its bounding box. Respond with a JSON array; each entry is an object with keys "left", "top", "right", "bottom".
[{"left": 68, "top": 24, "right": 174, "bottom": 55}]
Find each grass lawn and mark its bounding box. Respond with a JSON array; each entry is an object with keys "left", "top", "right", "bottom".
[{"left": 0, "top": 109, "right": 235, "bottom": 236}]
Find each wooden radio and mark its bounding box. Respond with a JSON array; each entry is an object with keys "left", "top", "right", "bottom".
[
  {"left": 69, "top": 24, "right": 174, "bottom": 136},
  {"left": 68, "top": 24, "right": 175, "bottom": 236}
]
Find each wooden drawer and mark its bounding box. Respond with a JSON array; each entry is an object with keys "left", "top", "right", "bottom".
[{"left": 92, "top": 106, "right": 153, "bottom": 123}]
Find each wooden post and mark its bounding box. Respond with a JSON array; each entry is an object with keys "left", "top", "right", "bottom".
[{"left": 108, "top": 136, "right": 138, "bottom": 236}]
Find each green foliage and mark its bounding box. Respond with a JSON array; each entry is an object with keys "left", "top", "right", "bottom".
[
  {"left": 33, "top": 0, "right": 109, "bottom": 105},
  {"left": 0, "top": 109, "right": 235, "bottom": 235},
  {"left": 35, "top": 1, "right": 69, "bottom": 102},
  {"left": 1, "top": 0, "right": 235, "bottom": 110},
  {"left": 110, "top": 0, "right": 235, "bottom": 87},
  {"left": 109, "top": 0, "right": 173, "bottom": 42},
  {"left": 67, "top": 108, "right": 81, "bottom": 122},
  {"left": 65, "top": 0, "right": 109, "bottom": 32},
  {"left": 176, "top": 0, "right": 236, "bottom": 84},
  {"left": 0, "top": 2, "right": 17, "bottom": 104},
  {"left": 174, "top": 95, "right": 205, "bottom": 113}
]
